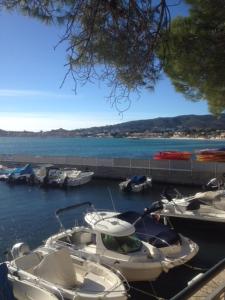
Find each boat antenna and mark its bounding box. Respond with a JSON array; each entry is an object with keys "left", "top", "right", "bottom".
[{"left": 107, "top": 187, "right": 116, "bottom": 212}]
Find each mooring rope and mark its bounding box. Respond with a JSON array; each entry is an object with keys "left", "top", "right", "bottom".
[
  {"left": 184, "top": 263, "right": 208, "bottom": 272},
  {"left": 130, "top": 284, "right": 165, "bottom": 300}
]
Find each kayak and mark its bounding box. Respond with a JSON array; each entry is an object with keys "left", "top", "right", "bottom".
[
  {"left": 153, "top": 151, "right": 192, "bottom": 161},
  {"left": 196, "top": 148, "right": 225, "bottom": 162}
]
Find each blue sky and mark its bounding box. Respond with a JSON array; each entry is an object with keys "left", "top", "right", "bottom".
[{"left": 0, "top": 2, "right": 209, "bottom": 131}]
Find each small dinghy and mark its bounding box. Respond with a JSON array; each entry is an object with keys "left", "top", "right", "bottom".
[
  {"left": 6, "top": 242, "right": 128, "bottom": 300},
  {"left": 45, "top": 202, "right": 189, "bottom": 282},
  {"left": 119, "top": 175, "right": 152, "bottom": 192}
]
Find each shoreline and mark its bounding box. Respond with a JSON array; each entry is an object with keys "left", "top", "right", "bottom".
[{"left": 0, "top": 135, "right": 224, "bottom": 141}]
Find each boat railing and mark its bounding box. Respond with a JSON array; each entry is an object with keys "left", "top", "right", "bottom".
[
  {"left": 135, "top": 231, "right": 172, "bottom": 248},
  {"left": 55, "top": 202, "right": 93, "bottom": 231},
  {"left": 171, "top": 257, "right": 225, "bottom": 300}
]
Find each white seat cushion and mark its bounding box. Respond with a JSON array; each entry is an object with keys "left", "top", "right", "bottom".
[{"left": 33, "top": 248, "right": 77, "bottom": 289}]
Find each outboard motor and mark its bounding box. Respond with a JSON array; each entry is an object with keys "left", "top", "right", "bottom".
[
  {"left": 204, "top": 178, "right": 224, "bottom": 191},
  {"left": 144, "top": 201, "right": 164, "bottom": 214},
  {"left": 11, "top": 242, "right": 30, "bottom": 259}
]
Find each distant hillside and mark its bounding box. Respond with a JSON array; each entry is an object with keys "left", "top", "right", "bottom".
[{"left": 1, "top": 114, "right": 225, "bottom": 137}]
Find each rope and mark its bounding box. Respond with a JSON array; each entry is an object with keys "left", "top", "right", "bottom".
[
  {"left": 184, "top": 263, "right": 208, "bottom": 272},
  {"left": 130, "top": 285, "right": 165, "bottom": 300}
]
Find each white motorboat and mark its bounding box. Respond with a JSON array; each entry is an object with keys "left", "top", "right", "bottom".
[
  {"left": 5, "top": 242, "right": 128, "bottom": 300},
  {"left": 85, "top": 209, "right": 199, "bottom": 270},
  {"left": 34, "top": 166, "right": 65, "bottom": 187},
  {"left": 158, "top": 188, "right": 225, "bottom": 223},
  {"left": 1, "top": 261, "right": 60, "bottom": 300},
  {"left": 151, "top": 179, "right": 225, "bottom": 227},
  {"left": 63, "top": 168, "right": 94, "bottom": 187},
  {"left": 119, "top": 175, "right": 152, "bottom": 192},
  {"left": 35, "top": 166, "right": 94, "bottom": 188},
  {"left": 45, "top": 202, "right": 191, "bottom": 282}
]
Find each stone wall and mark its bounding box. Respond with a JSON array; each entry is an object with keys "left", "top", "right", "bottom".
[{"left": 0, "top": 154, "right": 224, "bottom": 186}]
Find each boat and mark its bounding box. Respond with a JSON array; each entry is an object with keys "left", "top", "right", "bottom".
[
  {"left": 6, "top": 164, "right": 35, "bottom": 184},
  {"left": 62, "top": 168, "right": 94, "bottom": 187},
  {"left": 0, "top": 165, "right": 15, "bottom": 181},
  {"left": 0, "top": 262, "right": 60, "bottom": 300},
  {"left": 45, "top": 202, "right": 194, "bottom": 282},
  {"left": 196, "top": 148, "right": 225, "bottom": 162},
  {"left": 5, "top": 242, "right": 128, "bottom": 300},
  {"left": 119, "top": 175, "right": 152, "bottom": 192},
  {"left": 85, "top": 209, "right": 198, "bottom": 270},
  {"left": 35, "top": 166, "right": 94, "bottom": 188},
  {"left": 151, "top": 181, "right": 225, "bottom": 230},
  {"left": 35, "top": 166, "right": 66, "bottom": 187},
  {"left": 153, "top": 151, "right": 192, "bottom": 160}
]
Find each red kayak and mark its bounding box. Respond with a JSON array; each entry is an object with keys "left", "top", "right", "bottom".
[
  {"left": 153, "top": 151, "right": 192, "bottom": 160},
  {"left": 196, "top": 148, "right": 225, "bottom": 162}
]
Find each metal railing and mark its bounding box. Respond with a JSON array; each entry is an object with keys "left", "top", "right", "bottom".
[{"left": 170, "top": 258, "right": 225, "bottom": 300}]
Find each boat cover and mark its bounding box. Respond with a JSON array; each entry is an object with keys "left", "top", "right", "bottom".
[
  {"left": 130, "top": 175, "right": 146, "bottom": 184},
  {"left": 117, "top": 211, "right": 180, "bottom": 248},
  {"left": 10, "top": 164, "right": 34, "bottom": 176},
  {"left": 0, "top": 263, "right": 15, "bottom": 300}
]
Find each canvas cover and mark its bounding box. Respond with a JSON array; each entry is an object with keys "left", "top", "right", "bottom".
[
  {"left": 130, "top": 175, "right": 146, "bottom": 184},
  {"left": 10, "top": 164, "right": 33, "bottom": 176},
  {"left": 118, "top": 211, "right": 180, "bottom": 248}
]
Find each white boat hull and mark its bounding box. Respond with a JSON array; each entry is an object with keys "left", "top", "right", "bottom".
[
  {"left": 119, "top": 177, "right": 152, "bottom": 192},
  {"left": 9, "top": 276, "right": 59, "bottom": 300}
]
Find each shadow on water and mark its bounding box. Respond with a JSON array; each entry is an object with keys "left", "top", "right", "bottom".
[{"left": 0, "top": 179, "right": 224, "bottom": 299}]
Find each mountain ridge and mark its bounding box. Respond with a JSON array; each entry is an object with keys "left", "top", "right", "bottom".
[{"left": 1, "top": 114, "right": 225, "bottom": 137}]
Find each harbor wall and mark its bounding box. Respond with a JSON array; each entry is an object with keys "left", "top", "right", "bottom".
[{"left": 0, "top": 154, "right": 224, "bottom": 186}]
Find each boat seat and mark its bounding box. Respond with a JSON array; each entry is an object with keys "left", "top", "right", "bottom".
[
  {"left": 71, "top": 232, "right": 93, "bottom": 245},
  {"left": 33, "top": 248, "right": 77, "bottom": 289},
  {"left": 80, "top": 232, "right": 93, "bottom": 245},
  {"left": 13, "top": 252, "right": 43, "bottom": 273}
]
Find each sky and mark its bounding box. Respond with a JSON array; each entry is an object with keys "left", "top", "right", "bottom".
[{"left": 0, "top": 2, "right": 209, "bottom": 132}]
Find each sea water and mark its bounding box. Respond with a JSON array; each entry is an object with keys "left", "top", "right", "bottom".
[
  {"left": 1, "top": 179, "right": 225, "bottom": 299},
  {"left": 0, "top": 137, "right": 225, "bottom": 299},
  {"left": 0, "top": 136, "right": 224, "bottom": 158}
]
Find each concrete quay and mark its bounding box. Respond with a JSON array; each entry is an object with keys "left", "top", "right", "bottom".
[
  {"left": 171, "top": 258, "right": 225, "bottom": 300},
  {"left": 0, "top": 154, "right": 225, "bottom": 185}
]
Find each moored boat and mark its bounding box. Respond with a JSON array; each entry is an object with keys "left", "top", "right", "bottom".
[
  {"left": 35, "top": 166, "right": 94, "bottom": 188},
  {"left": 45, "top": 202, "right": 197, "bottom": 282},
  {"left": 151, "top": 182, "right": 225, "bottom": 231},
  {"left": 119, "top": 175, "right": 152, "bottom": 192},
  {"left": 5, "top": 242, "right": 128, "bottom": 300},
  {"left": 6, "top": 164, "right": 35, "bottom": 184}
]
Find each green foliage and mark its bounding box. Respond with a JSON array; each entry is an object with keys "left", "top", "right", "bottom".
[
  {"left": 160, "top": 0, "right": 225, "bottom": 115},
  {"left": 0, "top": 0, "right": 170, "bottom": 110},
  {"left": 2, "top": 0, "right": 225, "bottom": 114}
]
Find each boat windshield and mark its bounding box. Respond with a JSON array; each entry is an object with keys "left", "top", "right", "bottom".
[{"left": 101, "top": 233, "right": 142, "bottom": 254}]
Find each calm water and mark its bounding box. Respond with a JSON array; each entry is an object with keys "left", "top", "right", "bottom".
[
  {"left": 0, "top": 136, "right": 224, "bottom": 158},
  {"left": 1, "top": 137, "right": 225, "bottom": 299},
  {"left": 1, "top": 179, "right": 225, "bottom": 299}
]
